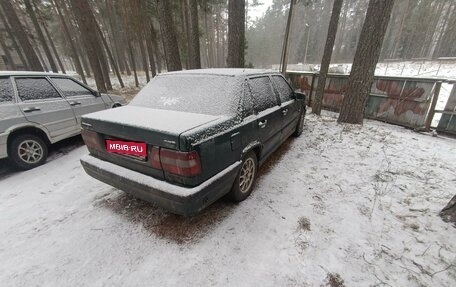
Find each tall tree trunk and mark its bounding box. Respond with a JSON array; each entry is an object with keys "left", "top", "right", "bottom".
[
  {"left": 0, "top": 8, "right": 29, "bottom": 70},
  {"left": 95, "top": 21, "right": 124, "bottom": 88},
  {"left": 52, "top": 0, "right": 85, "bottom": 82},
  {"left": 0, "top": 1, "right": 42, "bottom": 71},
  {"left": 0, "top": 31, "right": 16, "bottom": 70},
  {"left": 227, "top": 0, "right": 245, "bottom": 68},
  {"left": 42, "top": 21, "right": 65, "bottom": 73},
  {"left": 156, "top": 0, "right": 182, "bottom": 71},
  {"left": 150, "top": 23, "right": 161, "bottom": 73},
  {"left": 189, "top": 0, "right": 201, "bottom": 69},
  {"left": 338, "top": 0, "right": 394, "bottom": 124},
  {"left": 69, "top": 0, "right": 106, "bottom": 92},
  {"left": 24, "top": 0, "right": 58, "bottom": 72},
  {"left": 313, "top": 0, "right": 343, "bottom": 115}
]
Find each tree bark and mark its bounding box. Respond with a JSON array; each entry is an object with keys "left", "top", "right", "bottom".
[
  {"left": 156, "top": 0, "right": 182, "bottom": 71},
  {"left": 24, "top": 0, "right": 58, "bottom": 72},
  {"left": 338, "top": 0, "right": 394, "bottom": 124},
  {"left": 227, "top": 0, "right": 245, "bottom": 68},
  {"left": 150, "top": 23, "right": 161, "bottom": 73},
  {"left": 313, "top": 0, "right": 343, "bottom": 115},
  {"left": 95, "top": 21, "right": 124, "bottom": 88},
  {"left": 0, "top": 0, "right": 43, "bottom": 71},
  {"left": 0, "top": 31, "right": 16, "bottom": 70},
  {"left": 53, "top": 0, "right": 86, "bottom": 81},
  {"left": 69, "top": 0, "right": 106, "bottom": 92}
]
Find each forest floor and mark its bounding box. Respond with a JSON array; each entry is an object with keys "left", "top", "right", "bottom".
[{"left": 1, "top": 111, "right": 455, "bottom": 286}]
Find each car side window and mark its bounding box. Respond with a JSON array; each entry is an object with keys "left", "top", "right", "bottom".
[
  {"left": 272, "top": 75, "right": 294, "bottom": 103},
  {"left": 15, "top": 77, "right": 61, "bottom": 101},
  {"left": 0, "top": 77, "right": 13, "bottom": 103},
  {"left": 248, "top": 76, "right": 278, "bottom": 112},
  {"left": 51, "top": 77, "right": 93, "bottom": 97}
]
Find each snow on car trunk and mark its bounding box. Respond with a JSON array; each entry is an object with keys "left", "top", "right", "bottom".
[
  {"left": 81, "top": 105, "right": 222, "bottom": 149},
  {"left": 0, "top": 111, "right": 455, "bottom": 286}
]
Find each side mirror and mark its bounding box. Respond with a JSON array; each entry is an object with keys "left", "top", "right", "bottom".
[
  {"left": 92, "top": 91, "right": 100, "bottom": 97},
  {"left": 295, "top": 92, "right": 306, "bottom": 101}
]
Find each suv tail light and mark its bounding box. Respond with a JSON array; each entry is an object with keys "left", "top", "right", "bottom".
[
  {"left": 150, "top": 147, "right": 201, "bottom": 177},
  {"left": 81, "top": 129, "right": 103, "bottom": 151}
]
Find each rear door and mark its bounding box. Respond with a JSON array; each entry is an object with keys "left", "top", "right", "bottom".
[
  {"left": 271, "top": 75, "right": 300, "bottom": 139},
  {"left": 247, "top": 76, "right": 282, "bottom": 160},
  {"left": 14, "top": 77, "right": 78, "bottom": 139},
  {"left": 50, "top": 77, "right": 107, "bottom": 125}
]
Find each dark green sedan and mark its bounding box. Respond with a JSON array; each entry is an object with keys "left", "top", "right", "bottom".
[{"left": 80, "top": 69, "right": 306, "bottom": 215}]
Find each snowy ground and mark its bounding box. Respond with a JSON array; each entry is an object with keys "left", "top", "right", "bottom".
[{"left": 1, "top": 112, "right": 455, "bottom": 286}]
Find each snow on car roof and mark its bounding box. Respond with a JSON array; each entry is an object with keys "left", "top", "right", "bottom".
[
  {"left": 0, "top": 71, "right": 67, "bottom": 77},
  {"left": 162, "top": 68, "right": 280, "bottom": 77}
]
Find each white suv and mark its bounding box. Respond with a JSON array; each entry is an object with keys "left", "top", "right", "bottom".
[{"left": 0, "top": 71, "right": 125, "bottom": 170}]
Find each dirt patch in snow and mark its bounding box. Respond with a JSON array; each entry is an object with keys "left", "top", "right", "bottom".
[{"left": 96, "top": 192, "right": 235, "bottom": 244}]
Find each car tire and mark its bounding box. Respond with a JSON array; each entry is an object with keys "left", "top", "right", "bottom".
[
  {"left": 229, "top": 151, "right": 258, "bottom": 202},
  {"left": 293, "top": 111, "right": 305, "bottom": 137},
  {"left": 8, "top": 134, "right": 48, "bottom": 170}
]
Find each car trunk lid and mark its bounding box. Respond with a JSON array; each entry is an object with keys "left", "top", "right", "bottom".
[{"left": 81, "top": 106, "right": 221, "bottom": 150}]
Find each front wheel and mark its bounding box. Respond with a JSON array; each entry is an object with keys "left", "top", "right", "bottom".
[
  {"left": 8, "top": 134, "right": 48, "bottom": 170},
  {"left": 229, "top": 151, "right": 258, "bottom": 202},
  {"left": 293, "top": 110, "right": 306, "bottom": 137}
]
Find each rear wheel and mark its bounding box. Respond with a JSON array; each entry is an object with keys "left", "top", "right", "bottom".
[
  {"left": 229, "top": 151, "right": 258, "bottom": 202},
  {"left": 8, "top": 134, "right": 48, "bottom": 170}
]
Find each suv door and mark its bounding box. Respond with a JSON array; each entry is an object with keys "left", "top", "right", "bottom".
[
  {"left": 271, "top": 75, "right": 300, "bottom": 139},
  {"left": 50, "top": 77, "right": 106, "bottom": 124},
  {"left": 14, "top": 77, "right": 78, "bottom": 139},
  {"left": 247, "top": 76, "right": 282, "bottom": 160}
]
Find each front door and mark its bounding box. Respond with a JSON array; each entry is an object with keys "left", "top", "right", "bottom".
[
  {"left": 14, "top": 77, "right": 78, "bottom": 139},
  {"left": 50, "top": 77, "right": 106, "bottom": 125},
  {"left": 247, "top": 76, "right": 282, "bottom": 160}
]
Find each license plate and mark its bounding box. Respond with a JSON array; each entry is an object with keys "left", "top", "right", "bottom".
[{"left": 106, "top": 139, "right": 147, "bottom": 158}]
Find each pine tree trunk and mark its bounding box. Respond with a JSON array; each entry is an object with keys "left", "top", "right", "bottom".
[
  {"left": 227, "top": 0, "right": 245, "bottom": 68},
  {"left": 24, "top": 0, "right": 58, "bottom": 72},
  {"left": 338, "top": 0, "right": 394, "bottom": 124},
  {"left": 313, "top": 0, "right": 343, "bottom": 115},
  {"left": 150, "top": 24, "right": 161, "bottom": 73},
  {"left": 69, "top": 0, "right": 106, "bottom": 92},
  {"left": 95, "top": 21, "right": 124, "bottom": 88},
  {"left": 0, "top": 31, "right": 16, "bottom": 70},
  {"left": 0, "top": 8, "right": 29, "bottom": 70},
  {"left": 156, "top": 0, "right": 182, "bottom": 71},
  {"left": 189, "top": 0, "right": 201, "bottom": 69},
  {"left": 52, "top": 0, "right": 85, "bottom": 82},
  {"left": 42, "top": 21, "right": 65, "bottom": 73},
  {"left": 0, "top": 0, "right": 43, "bottom": 71}
]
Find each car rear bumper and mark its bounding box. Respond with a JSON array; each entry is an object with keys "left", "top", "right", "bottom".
[
  {"left": 80, "top": 154, "right": 241, "bottom": 216},
  {"left": 0, "top": 133, "right": 7, "bottom": 159}
]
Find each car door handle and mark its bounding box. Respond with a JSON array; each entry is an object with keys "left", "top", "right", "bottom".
[
  {"left": 23, "top": 107, "right": 41, "bottom": 112},
  {"left": 258, "top": 120, "right": 268, "bottom": 128},
  {"left": 69, "top": 101, "right": 81, "bottom": 106},
  {"left": 282, "top": 109, "right": 288, "bottom": 116}
]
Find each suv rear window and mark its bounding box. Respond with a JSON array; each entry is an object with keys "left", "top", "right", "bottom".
[
  {"left": 15, "top": 78, "right": 61, "bottom": 101},
  {"left": 0, "top": 77, "right": 13, "bottom": 103},
  {"left": 130, "top": 75, "right": 243, "bottom": 116}
]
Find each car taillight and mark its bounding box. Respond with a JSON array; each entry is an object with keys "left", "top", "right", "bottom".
[
  {"left": 81, "top": 129, "right": 103, "bottom": 151},
  {"left": 151, "top": 147, "right": 201, "bottom": 177}
]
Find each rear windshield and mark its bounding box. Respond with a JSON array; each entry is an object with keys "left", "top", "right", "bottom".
[{"left": 130, "top": 74, "right": 243, "bottom": 115}]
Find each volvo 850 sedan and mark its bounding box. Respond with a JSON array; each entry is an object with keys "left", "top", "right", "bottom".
[
  {"left": 80, "top": 69, "right": 306, "bottom": 215},
  {"left": 0, "top": 72, "right": 125, "bottom": 170}
]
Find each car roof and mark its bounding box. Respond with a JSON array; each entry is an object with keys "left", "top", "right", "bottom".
[
  {"left": 0, "top": 71, "right": 69, "bottom": 77},
  {"left": 162, "top": 68, "right": 282, "bottom": 78}
]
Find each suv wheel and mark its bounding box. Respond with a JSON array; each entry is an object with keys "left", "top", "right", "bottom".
[
  {"left": 229, "top": 151, "right": 258, "bottom": 202},
  {"left": 8, "top": 134, "right": 48, "bottom": 170}
]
